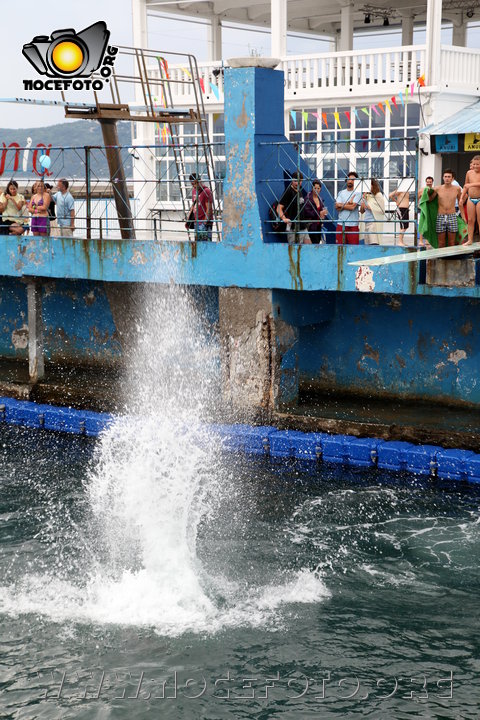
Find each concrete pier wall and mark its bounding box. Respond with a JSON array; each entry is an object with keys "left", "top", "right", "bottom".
[{"left": 0, "top": 63, "right": 479, "bottom": 417}]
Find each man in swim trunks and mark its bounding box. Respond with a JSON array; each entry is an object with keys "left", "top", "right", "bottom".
[
  {"left": 389, "top": 186, "right": 411, "bottom": 246},
  {"left": 427, "top": 169, "right": 462, "bottom": 248},
  {"left": 459, "top": 155, "right": 480, "bottom": 245}
]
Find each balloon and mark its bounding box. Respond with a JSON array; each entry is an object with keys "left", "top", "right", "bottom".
[{"left": 39, "top": 154, "right": 51, "bottom": 169}]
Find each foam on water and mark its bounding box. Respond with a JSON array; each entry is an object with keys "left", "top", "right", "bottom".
[{"left": 0, "top": 284, "right": 329, "bottom": 635}]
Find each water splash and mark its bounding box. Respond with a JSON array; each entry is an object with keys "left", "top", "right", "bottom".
[{"left": 0, "top": 284, "right": 329, "bottom": 634}]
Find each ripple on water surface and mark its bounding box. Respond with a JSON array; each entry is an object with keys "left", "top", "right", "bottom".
[{"left": 1, "top": 426, "right": 480, "bottom": 718}]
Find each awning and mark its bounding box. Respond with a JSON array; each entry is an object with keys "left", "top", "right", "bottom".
[{"left": 420, "top": 100, "right": 480, "bottom": 135}]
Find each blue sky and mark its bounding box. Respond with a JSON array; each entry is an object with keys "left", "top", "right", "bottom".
[{"left": 1, "top": 1, "right": 478, "bottom": 128}]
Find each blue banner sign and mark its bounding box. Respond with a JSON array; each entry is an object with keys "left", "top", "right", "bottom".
[{"left": 435, "top": 134, "right": 458, "bottom": 153}]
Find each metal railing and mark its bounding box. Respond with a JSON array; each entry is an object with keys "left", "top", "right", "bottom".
[
  {"left": 0, "top": 142, "right": 226, "bottom": 242},
  {"left": 0, "top": 137, "right": 425, "bottom": 246},
  {"left": 259, "top": 136, "right": 420, "bottom": 246}
]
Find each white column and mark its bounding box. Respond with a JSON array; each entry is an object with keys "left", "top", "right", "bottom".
[
  {"left": 131, "top": 0, "right": 155, "bottom": 239},
  {"left": 132, "top": 0, "right": 148, "bottom": 51},
  {"left": 271, "top": 0, "right": 287, "bottom": 58},
  {"left": 339, "top": 2, "right": 354, "bottom": 52},
  {"left": 27, "top": 280, "right": 44, "bottom": 383},
  {"left": 208, "top": 16, "right": 222, "bottom": 61},
  {"left": 400, "top": 12, "right": 414, "bottom": 46},
  {"left": 425, "top": 0, "right": 443, "bottom": 87},
  {"left": 452, "top": 14, "right": 467, "bottom": 46}
]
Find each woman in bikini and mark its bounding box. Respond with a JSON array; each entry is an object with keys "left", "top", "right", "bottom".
[
  {"left": 28, "top": 180, "right": 50, "bottom": 237},
  {"left": 460, "top": 155, "right": 480, "bottom": 245}
]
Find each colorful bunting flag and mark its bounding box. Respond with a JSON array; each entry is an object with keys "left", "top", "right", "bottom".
[
  {"left": 199, "top": 78, "right": 205, "bottom": 93},
  {"left": 221, "top": 74, "right": 426, "bottom": 131},
  {"left": 210, "top": 82, "right": 220, "bottom": 101}
]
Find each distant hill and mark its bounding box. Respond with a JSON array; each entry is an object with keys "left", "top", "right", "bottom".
[{"left": 0, "top": 121, "right": 134, "bottom": 182}]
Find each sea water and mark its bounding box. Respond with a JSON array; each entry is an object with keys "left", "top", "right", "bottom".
[{"left": 1, "top": 286, "right": 480, "bottom": 718}]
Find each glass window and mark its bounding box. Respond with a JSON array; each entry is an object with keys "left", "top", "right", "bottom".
[
  {"left": 289, "top": 110, "right": 303, "bottom": 132},
  {"left": 372, "top": 130, "right": 385, "bottom": 152},
  {"left": 390, "top": 103, "right": 405, "bottom": 127},
  {"left": 371, "top": 107, "right": 386, "bottom": 129},
  {"left": 388, "top": 155, "right": 404, "bottom": 178},
  {"left": 355, "top": 131, "right": 370, "bottom": 153},
  {"left": 356, "top": 158, "right": 369, "bottom": 179},
  {"left": 407, "top": 103, "right": 420, "bottom": 127},
  {"left": 213, "top": 113, "right": 224, "bottom": 134},
  {"left": 371, "top": 157, "right": 384, "bottom": 179}
]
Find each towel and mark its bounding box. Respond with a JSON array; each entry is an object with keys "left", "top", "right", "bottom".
[{"left": 418, "top": 188, "right": 468, "bottom": 248}]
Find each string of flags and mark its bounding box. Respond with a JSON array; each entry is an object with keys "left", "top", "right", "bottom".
[
  {"left": 154, "top": 68, "right": 425, "bottom": 143},
  {"left": 290, "top": 75, "right": 425, "bottom": 129}
]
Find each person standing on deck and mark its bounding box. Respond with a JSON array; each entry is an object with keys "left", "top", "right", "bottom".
[
  {"left": 53, "top": 179, "right": 75, "bottom": 238},
  {"left": 417, "top": 176, "right": 434, "bottom": 246},
  {"left": 460, "top": 155, "right": 480, "bottom": 245},
  {"left": 188, "top": 173, "right": 213, "bottom": 241},
  {"left": 276, "top": 171, "right": 308, "bottom": 244},
  {"left": 389, "top": 185, "right": 411, "bottom": 246},
  {"left": 361, "top": 178, "right": 385, "bottom": 245},
  {"left": 427, "top": 169, "right": 462, "bottom": 248},
  {"left": 335, "top": 172, "right": 361, "bottom": 245}
]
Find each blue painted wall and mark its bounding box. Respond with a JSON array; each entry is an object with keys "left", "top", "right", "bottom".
[
  {"left": 299, "top": 292, "right": 480, "bottom": 405},
  {"left": 0, "top": 277, "right": 121, "bottom": 363}
]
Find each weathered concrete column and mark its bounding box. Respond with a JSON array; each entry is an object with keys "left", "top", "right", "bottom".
[
  {"left": 271, "top": 0, "right": 287, "bottom": 58},
  {"left": 426, "top": 259, "right": 475, "bottom": 287},
  {"left": 27, "top": 279, "right": 44, "bottom": 383},
  {"left": 425, "top": 0, "right": 443, "bottom": 87},
  {"left": 338, "top": 2, "right": 354, "bottom": 52},
  {"left": 400, "top": 12, "right": 414, "bottom": 46},
  {"left": 452, "top": 16, "right": 467, "bottom": 46},
  {"left": 208, "top": 15, "right": 222, "bottom": 61},
  {"left": 219, "top": 288, "right": 299, "bottom": 417}
]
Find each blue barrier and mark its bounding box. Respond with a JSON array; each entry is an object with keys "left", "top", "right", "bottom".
[{"left": 1, "top": 396, "right": 480, "bottom": 486}]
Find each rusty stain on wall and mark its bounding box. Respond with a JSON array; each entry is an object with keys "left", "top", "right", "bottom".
[
  {"left": 235, "top": 94, "right": 248, "bottom": 129},
  {"left": 222, "top": 140, "right": 255, "bottom": 234},
  {"left": 130, "top": 249, "right": 148, "bottom": 266},
  {"left": 362, "top": 342, "right": 380, "bottom": 364},
  {"left": 448, "top": 349, "right": 467, "bottom": 365},
  {"left": 417, "top": 332, "right": 433, "bottom": 360},
  {"left": 287, "top": 245, "right": 303, "bottom": 290},
  {"left": 11, "top": 325, "right": 28, "bottom": 350}
]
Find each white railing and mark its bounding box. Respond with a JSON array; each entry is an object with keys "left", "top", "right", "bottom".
[
  {"left": 149, "top": 60, "right": 225, "bottom": 105},
  {"left": 441, "top": 45, "right": 480, "bottom": 93},
  {"left": 282, "top": 45, "right": 426, "bottom": 99},
  {"left": 150, "top": 44, "right": 480, "bottom": 107}
]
